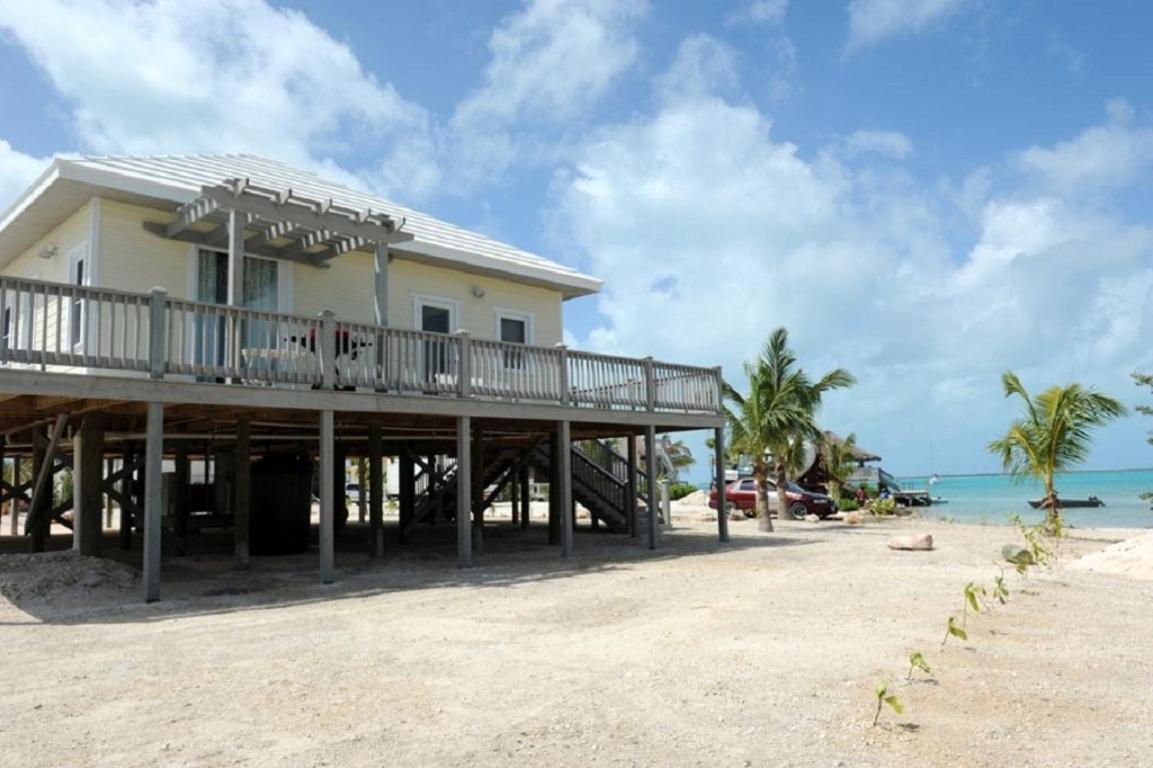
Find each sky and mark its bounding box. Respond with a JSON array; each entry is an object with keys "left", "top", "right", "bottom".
[{"left": 1, "top": 0, "right": 1151, "bottom": 483}]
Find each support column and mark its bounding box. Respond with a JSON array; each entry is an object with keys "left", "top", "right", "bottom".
[
  {"left": 557, "top": 421, "right": 573, "bottom": 559},
  {"left": 373, "top": 242, "right": 390, "bottom": 326},
  {"left": 547, "top": 431, "right": 561, "bottom": 546},
  {"left": 510, "top": 467, "right": 520, "bottom": 526},
  {"left": 120, "top": 443, "right": 134, "bottom": 550},
  {"left": 645, "top": 425, "right": 658, "bottom": 550},
  {"left": 519, "top": 465, "right": 530, "bottom": 530},
  {"left": 72, "top": 415, "right": 105, "bottom": 556},
  {"left": 104, "top": 458, "right": 115, "bottom": 528},
  {"left": 626, "top": 435, "right": 639, "bottom": 540},
  {"left": 173, "top": 444, "right": 190, "bottom": 556},
  {"left": 714, "top": 427, "right": 730, "bottom": 543},
  {"left": 357, "top": 457, "right": 367, "bottom": 524},
  {"left": 456, "top": 416, "right": 472, "bottom": 567},
  {"left": 471, "top": 427, "right": 484, "bottom": 554},
  {"left": 234, "top": 417, "right": 251, "bottom": 569},
  {"left": 143, "top": 402, "right": 164, "bottom": 602},
  {"left": 10, "top": 456, "right": 20, "bottom": 536},
  {"left": 368, "top": 425, "right": 384, "bottom": 558},
  {"left": 319, "top": 410, "right": 335, "bottom": 584},
  {"left": 333, "top": 441, "right": 348, "bottom": 535},
  {"left": 29, "top": 426, "right": 48, "bottom": 552},
  {"left": 398, "top": 449, "right": 414, "bottom": 543}
]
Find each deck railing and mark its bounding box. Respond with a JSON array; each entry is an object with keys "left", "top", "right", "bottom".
[{"left": 0, "top": 275, "right": 722, "bottom": 415}]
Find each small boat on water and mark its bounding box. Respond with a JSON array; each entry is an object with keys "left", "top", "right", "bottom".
[{"left": 1028, "top": 495, "right": 1105, "bottom": 509}]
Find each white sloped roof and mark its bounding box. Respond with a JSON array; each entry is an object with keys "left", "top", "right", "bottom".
[{"left": 0, "top": 153, "right": 601, "bottom": 298}]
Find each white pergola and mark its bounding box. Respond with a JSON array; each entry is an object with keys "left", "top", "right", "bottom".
[{"left": 144, "top": 178, "right": 414, "bottom": 325}]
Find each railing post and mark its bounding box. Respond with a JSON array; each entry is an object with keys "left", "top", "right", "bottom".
[
  {"left": 148, "top": 287, "right": 168, "bottom": 380},
  {"left": 457, "top": 330, "right": 472, "bottom": 398},
  {"left": 555, "top": 343, "right": 570, "bottom": 406},
  {"left": 644, "top": 356, "right": 656, "bottom": 412},
  {"left": 319, "top": 310, "right": 335, "bottom": 390}
]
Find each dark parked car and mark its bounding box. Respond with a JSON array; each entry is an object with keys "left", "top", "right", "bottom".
[{"left": 709, "top": 477, "right": 836, "bottom": 519}]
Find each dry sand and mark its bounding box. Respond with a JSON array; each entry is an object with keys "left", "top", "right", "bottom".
[{"left": 0, "top": 507, "right": 1151, "bottom": 767}]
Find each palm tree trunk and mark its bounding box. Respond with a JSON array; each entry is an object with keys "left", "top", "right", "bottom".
[
  {"left": 776, "top": 463, "right": 794, "bottom": 521},
  {"left": 755, "top": 462, "right": 773, "bottom": 532},
  {"left": 1045, "top": 476, "right": 1061, "bottom": 534}
]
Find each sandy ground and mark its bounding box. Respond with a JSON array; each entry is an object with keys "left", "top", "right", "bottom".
[{"left": 1, "top": 504, "right": 1151, "bottom": 767}]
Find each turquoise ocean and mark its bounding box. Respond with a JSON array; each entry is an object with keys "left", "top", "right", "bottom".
[{"left": 896, "top": 470, "right": 1153, "bottom": 529}]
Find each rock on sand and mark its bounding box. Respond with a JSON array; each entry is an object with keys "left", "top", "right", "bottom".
[{"left": 887, "top": 533, "right": 934, "bottom": 551}]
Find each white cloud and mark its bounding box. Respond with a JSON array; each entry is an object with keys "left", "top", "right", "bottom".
[
  {"left": 449, "top": 0, "right": 646, "bottom": 186},
  {"left": 552, "top": 46, "right": 1153, "bottom": 472},
  {"left": 656, "top": 35, "right": 740, "bottom": 102},
  {"left": 841, "top": 129, "right": 915, "bottom": 159},
  {"left": 0, "top": 141, "right": 48, "bottom": 215},
  {"left": 0, "top": 0, "right": 433, "bottom": 196},
  {"left": 847, "top": 0, "right": 969, "bottom": 52},
  {"left": 727, "top": 0, "right": 796, "bottom": 101},
  {"left": 1017, "top": 99, "right": 1153, "bottom": 194}
]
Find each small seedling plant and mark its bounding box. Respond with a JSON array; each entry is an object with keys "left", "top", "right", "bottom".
[
  {"left": 907, "top": 651, "right": 932, "bottom": 680},
  {"left": 873, "top": 680, "right": 904, "bottom": 726},
  {"left": 941, "top": 615, "right": 967, "bottom": 649},
  {"left": 993, "top": 572, "right": 1010, "bottom": 605},
  {"left": 962, "top": 581, "right": 986, "bottom": 625}
]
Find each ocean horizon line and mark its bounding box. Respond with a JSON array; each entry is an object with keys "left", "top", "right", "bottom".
[{"left": 899, "top": 467, "right": 1153, "bottom": 480}]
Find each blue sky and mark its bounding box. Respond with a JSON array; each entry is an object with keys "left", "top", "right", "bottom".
[{"left": 1, "top": 0, "right": 1151, "bottom": 483}]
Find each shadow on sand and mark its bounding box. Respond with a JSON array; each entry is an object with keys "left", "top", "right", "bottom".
[{"left": 0, "top": 518, "right": 820, "bottom": 626}]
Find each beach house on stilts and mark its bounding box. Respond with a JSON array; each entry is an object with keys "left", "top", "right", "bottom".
[{"left": 0, "top": 154, "right": 727, "bottom": 601}]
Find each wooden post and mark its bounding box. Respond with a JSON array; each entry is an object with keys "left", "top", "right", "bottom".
[
  {"left": 173, "top": 444, "right": 190, "bottom": 556},
  {"left": 472, "top": 427, "right": 483, "bottom": 553},
  {"left": 626, "top": 435, "right": 639, "bottom": 540},
  {"left": 714, "top": 426, "right": 729, "bottom": 543},
  {"left": 558, "top": 420, "right": 573, "bottom": 559},
  {"left": 148, "top": 287, "right": 168, "bottom": 380},
  {"left": 30, "top": 428, "right": 47, "bottom": 550},
  {"left": 0, "top": 440, "right": 6, "bottom": 534},
  {"left": 519, "top": 465, "right": 530, "bottom": 530},
  {"left": 104, "top": 458, "right": 115, "bottom": 528},
  {"left": 234, "top": 417, "right": 251, "bottom": 569},
  {"left": 120, "top": 443, "right": 134, "bottom": 549},
  {"left": 10, "top": 456, "right": 20, "bottom": 536},
  {"left": 142, "top": 402, "right": 164, "bottom": 602},
  {"left": 368, "top": 425, "right": 384, "bottom": 558},
  {"left": 357, "top": 457, "right": 367, "bottom": 524},
  {"left": 319, "top": 410, "right": 335, "bottom": 584},
  {"left": 548, "top": 431, "right": 561, "bottom": 546},
  {"left": 373, "top": 242, "right": 389, "bottom": 326},
  {"left": 226, "top": 209, "right": 245, "bottom": 381},
  {"left": 510, "top": 464, "right": 520, "bottom": 526},
  {"left": 30, "top": 417, "right": 67, "bottom": 552},
  {"left": 334, "top": 441, "right": 347, "bottom": 536},
  {"left": 72, "top": 414, "right": 105, "bottom": 556},
  {"left": 645, "top": 425, "right": 658, "bottom": 550},
  {"left": 456, "top": 416, "right": 472, "bottom": 567},
  {"left": 398, "top": 448, "right": 414, "bottom": 543}
]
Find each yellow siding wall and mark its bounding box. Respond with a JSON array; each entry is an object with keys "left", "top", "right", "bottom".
[
  {"left": 3, "top": 201, "right": 92, "bottom": 282},
  {"left": 293, "top": 256, "right": 565, "bottom": 345},
  {"left": 98, "top": 200, "right": 191, "bottom": 298}
]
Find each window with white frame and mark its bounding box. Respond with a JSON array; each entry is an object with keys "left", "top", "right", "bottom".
[{"left": 495, "top": 308, "right": 533, "bottom": 369}]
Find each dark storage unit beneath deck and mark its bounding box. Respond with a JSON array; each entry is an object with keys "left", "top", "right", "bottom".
[{"left": 250, "top": 454, "right": 315, "bottom": 555}]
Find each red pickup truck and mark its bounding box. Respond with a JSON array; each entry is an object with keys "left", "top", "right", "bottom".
[{"left": 709, "top": 477, "right": 836, "bottom": 519}]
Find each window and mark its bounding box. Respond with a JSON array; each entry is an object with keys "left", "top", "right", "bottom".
[
  {"left": 740, "top": 479, "right": 755, "bottom": 491},
  {"left": 412, "top": 295, "right": 460, "bottom": 384},
  {"left": 495, "top": 308, "right": 533, "bottom": 370},
  {"left": 70, "top": 255, "right": 86, "bottom": 349}
]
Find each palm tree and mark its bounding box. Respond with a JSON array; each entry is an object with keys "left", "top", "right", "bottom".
[
  {"left": 988, "top": 371, "right": 1127, "bottom": 532},
  {"left": 725, "top": 328, "right": 855, "bottom": 529},
  {"left": 658, "top": 436, "right": 695, "bottom": 482},
  {"left": 822, "top": 432, "right": 860, "bottom": 502}
]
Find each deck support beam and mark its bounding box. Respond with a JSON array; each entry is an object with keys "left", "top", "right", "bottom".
[
  {"left": 120, "top": 443, "right": 135, "bottom": 549},
  {"left": 557, "top": 420, "right": 573, "bottom": 559},
  {"left": 398, "top": 449, "right": 414, "bottom": 543},
  {"left": 548, "top": 431, "right": 561, "bottom": 546},
  {"left": 456, "top": 416, "right": 472, "bottom": 567},
  {"left": 142, "top": 402, "right": 164, "bottom": 602},
  {"left": 645, "top": 425, "right": 658, "bottom": 550},
  {"left": 319, "top": 410, "right": 335, "bottom": 584},
  {"left": 472, "top": 427, "right": 484, "bottom": 554},
  {"left": 519, "top": 465, "right": 530, "bottom": 530},
  {"left": 234, "top": 417, "right": 251, "bottom": 569},
  {"left": 626, "top": 435, "right": 638, "bottom": 540},
  {"left": 714, "top": 426, "right": 729, "bottom": 543},
  {"left": 29, "top": 415, "right": 67, "bottom": 551},
  {"left": 72, "top": 415, "right": 105, "bottom": 556},
  {"left": 173, "top": 444, "right": 190, "bottom": 556},
  {"left": 368, "top": 424, "right": 383, "bottom": 558},
  {"left": 9, "top": 456, "right": 19, "bottom": 536}
]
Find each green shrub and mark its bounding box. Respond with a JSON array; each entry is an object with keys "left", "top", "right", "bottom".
[
  {"left": 668, "top": 482, "right": 699, "bottom": 501},
  {"left": 837, "top": 497, "right": 860, "bottom": 512},
  {"left": 868, "top": 497, "right": 897, "bottom": 517}
]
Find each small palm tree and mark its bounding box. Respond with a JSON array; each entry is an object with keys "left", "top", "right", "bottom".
[
  {"left": 658, "top": 436, "right": 695, "bottom": 482},
  {"left": 822, "top": 432, "right": 860, "bottom": 502},
  {"left": 725, "top": 328, "right": 855, "bottom": 529},
  {"left": 988, "top": 371, "right": 1127, "bottom": 532}
]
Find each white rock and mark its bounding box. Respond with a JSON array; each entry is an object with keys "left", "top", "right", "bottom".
[
  {"left": 804, "top": 513, "right": 821, "bottom": 522},
  {"left": 887, "top": 533, "right": 934, "bottom": 551}
]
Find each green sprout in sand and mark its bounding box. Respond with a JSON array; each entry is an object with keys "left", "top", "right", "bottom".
[
  {"left": 873, "top": 680, "right": 904, "bottom": 726},
  {"left": 907, "top": 651, "right": 932, "bottom": 680}
]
